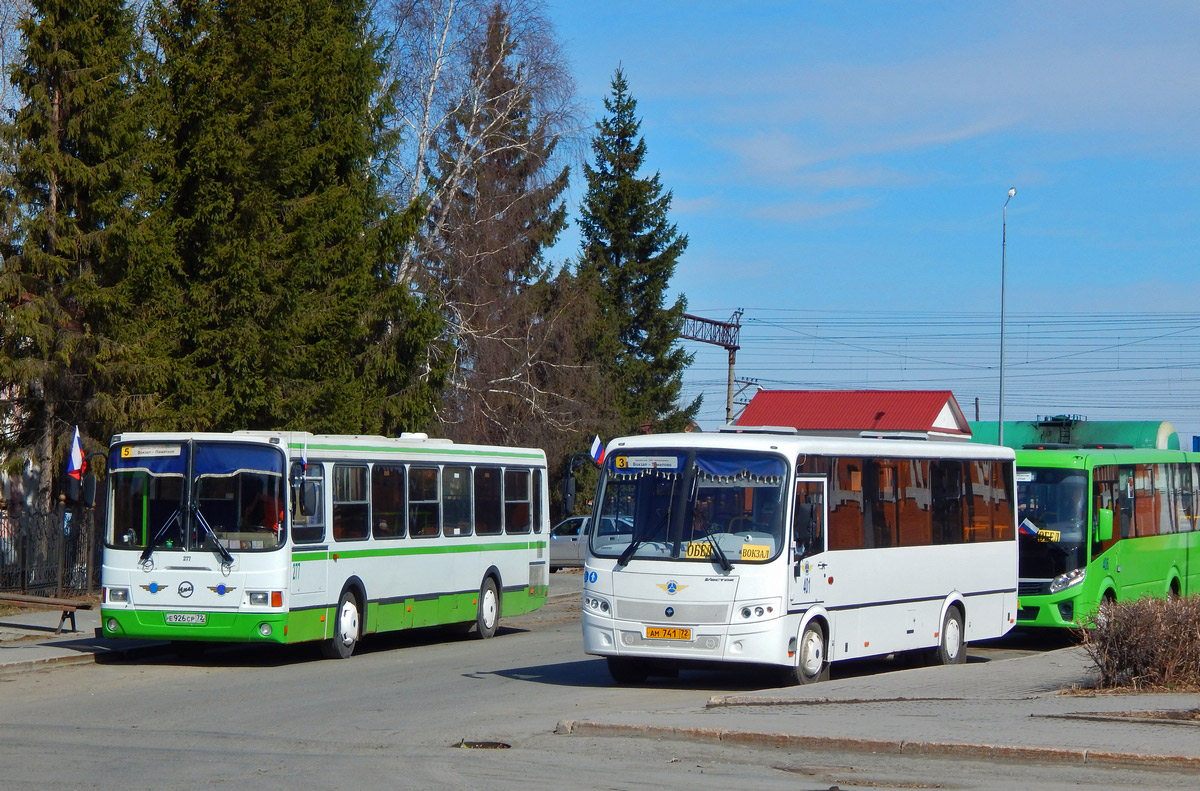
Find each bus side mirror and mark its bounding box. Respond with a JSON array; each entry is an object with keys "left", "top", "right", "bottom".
[
  {"left": 561, "top": 475, "right": 576, "bottom": 515},
  {"left": 63, "top": 473, "right": 81, "bottom": 504},
  {"left": 81, "top": 473, "right": 97, "bottom": 508},
  {"left": 300, "top": 481, "right": 318, "bottom": 516},
  {"left": 1096, "top": 508, "right": 1113, "bottom": 542}
]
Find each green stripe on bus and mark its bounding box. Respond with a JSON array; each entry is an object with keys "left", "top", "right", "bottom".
[{"left": 292, "top": 541, "right": 543, "bottom": 561}]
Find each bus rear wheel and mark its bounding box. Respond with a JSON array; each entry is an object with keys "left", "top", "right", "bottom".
[
  {"left": 475, "top": 578, "right": 500, "bottom": 639},
  {"left": 322, "top": 590, "right": 360, "bottom": 659},
  {"left": 931, "top": 607, "right": 966, "bottom": 665}
]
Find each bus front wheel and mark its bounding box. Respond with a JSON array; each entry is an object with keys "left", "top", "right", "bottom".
[
  {"left": 607, "top": 656, "right": 649, "bottom": 684},
  {"left": 781, "top": 621, "right": 829, "bottom": 685},
  {"left": 322, "top": 590, "right": 360, "bottom": 659},
  {"left": 475, "top": 578, "right": 500, "bottom": 639}
]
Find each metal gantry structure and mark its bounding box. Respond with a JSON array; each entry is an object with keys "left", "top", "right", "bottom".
[{"left": 680, "top": 310, "right": 743, "bottom": 424}]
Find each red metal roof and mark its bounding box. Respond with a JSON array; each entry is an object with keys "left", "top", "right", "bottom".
[{"left": 736, "top": 390, "right": 970, "bottom": 436}]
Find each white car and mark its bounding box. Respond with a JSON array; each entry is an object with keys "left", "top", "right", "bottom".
[
  {"left": 549, "top": 516, "right": 633, "bottom": 571},
  {"left": 549, "top": 516, "right": 589, "bottom": 571}
]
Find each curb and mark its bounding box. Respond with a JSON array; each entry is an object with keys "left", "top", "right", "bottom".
[
  {"left": 554, "top": 719, "right": 1200, "bottom": 771},
  {"left": 0, "top": 653, "right": 98, "bottom": 675},
  {"left": 0, "top": 640, "right": 169, "bottom": 676}
]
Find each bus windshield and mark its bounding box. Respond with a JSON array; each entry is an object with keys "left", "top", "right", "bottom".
[
  {"left": 590, "top": 449, "right": 787, "bottom": 565},
  {"left": 1015, "top": 467, "right": 1088, "bottom": 578},
  {"left": 108, "top": 441, "right": 287, "bottom": 553}
]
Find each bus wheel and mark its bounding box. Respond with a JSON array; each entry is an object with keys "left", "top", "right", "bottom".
[
  {"left": 1095, "top": 591, "right": 1116, "bottom": 627},
  {"left": 475, "top": 578, "right": 500, "bottom": 639},
  {"left": 933, "top": 607, "right": 966, "bottom": 665},
  {"left": 781, "top": 621, "right": 829, "bottom": 685},
  {"left": 321, "top": 590, "right": 360, "bottom": 659},
  {"left": 606, "top": 657, "right": 649, "bottom": 684}
]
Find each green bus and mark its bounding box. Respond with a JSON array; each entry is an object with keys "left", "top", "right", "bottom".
[{"left": 1013, "top": 447, "right": 1199, "bottom": 628}]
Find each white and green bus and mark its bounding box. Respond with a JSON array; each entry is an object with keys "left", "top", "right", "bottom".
[{"left": 100, "top": 431, "right": 549, "bottom": 657}]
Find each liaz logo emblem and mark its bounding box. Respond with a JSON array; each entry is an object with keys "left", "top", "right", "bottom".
[
  {"left": 178, "top": 581, "right": 195, "bottom": 598},
  {"left": 657, "top": 580, "right": 686, "bottom": 595}
]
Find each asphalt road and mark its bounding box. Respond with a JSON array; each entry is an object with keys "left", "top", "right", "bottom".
[{"left": 0, "top": 571, "right": 1192, "bottom": 791}]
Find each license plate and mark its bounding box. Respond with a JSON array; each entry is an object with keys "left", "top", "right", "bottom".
[
  {"left": 645, "top": 626, "right": 691, "bottom": 640},
  {"left": 165, "top": 613, "right": 207, "bottom": 625}
]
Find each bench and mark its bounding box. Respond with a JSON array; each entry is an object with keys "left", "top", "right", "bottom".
[{"left": 0, "top": 593, "right": 95, "bottom": 634}]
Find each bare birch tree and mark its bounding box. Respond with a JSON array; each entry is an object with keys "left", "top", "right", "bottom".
[
  {"left": 377, "top": 0, "right": 601, "bottom": 453},
  {"left": 379, "top": 0, "right": 577, "bottom": 276}
]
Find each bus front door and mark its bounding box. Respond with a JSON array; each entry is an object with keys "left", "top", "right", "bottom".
[{"left": 789, "top": 477, "right": 828, "bottom": 611}]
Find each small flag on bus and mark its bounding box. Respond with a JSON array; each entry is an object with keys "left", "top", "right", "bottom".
[
  {"left": 1018, "top": 518, "right": 1039, "bottom": 537},
  {"left": 589, "top": 435, "right": 605, "bottom": 465},
  {"left": 66, "top": 426, "right": 86, "bottom": 479}
]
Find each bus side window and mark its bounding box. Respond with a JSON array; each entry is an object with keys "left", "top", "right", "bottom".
[
  {"left": 332, "top": 465, "right": 368, "bottom": 541},
  {"left": 408, "top": 466, "right": 440, "bottom": 537},
  {"left": 291, "top": 462, "right": 325, "bottom": 543},
  {"left": 793, "top": 480, "right": 824, "bottom": 559}
]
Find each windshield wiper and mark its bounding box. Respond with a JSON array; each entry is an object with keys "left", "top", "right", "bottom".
[
  {"left": 192, "top": 504, "right": 235, "bottom": 565},
  {"left": 139, "top": 509, "right": 181, "bottom": 564},
  {"left": 617, "top": 534, "right": 642, "bottom": 567},
  {"left": 695, "top": 521, "right": 733, "bottom": 572},
  {"left": 617, "top": 511, "right": 671, "bottom": 567}
]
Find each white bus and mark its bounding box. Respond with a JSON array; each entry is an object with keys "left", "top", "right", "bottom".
[
  {"left": 100, "top": 431, "right": 549, "bottom": 658},
  {"left": 582, "top": 428, "right": 1017, "bottom": 684}
]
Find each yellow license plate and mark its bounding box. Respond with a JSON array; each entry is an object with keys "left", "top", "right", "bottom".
[{"left": 645, "top": 626, "right": 692, "bottom": 640}]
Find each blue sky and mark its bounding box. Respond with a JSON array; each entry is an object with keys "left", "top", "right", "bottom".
[{"left": 545, "top": 1, "right": 1200, "bottom": 442}]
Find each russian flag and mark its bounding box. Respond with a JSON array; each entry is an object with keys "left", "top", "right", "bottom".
[
  {"left": 67, "top": 426, "right": 86, "bottom": 480},
  {"left": 1018, "top": 518, "right": 1039, "bottom": 537},
  {"left": 589, "top": 435, "right": 605, "bottom": 465}
]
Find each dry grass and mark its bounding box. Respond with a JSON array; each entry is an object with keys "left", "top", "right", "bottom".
[{"left": 1077, "top": 595, "right": 1200, "bottom": 691}]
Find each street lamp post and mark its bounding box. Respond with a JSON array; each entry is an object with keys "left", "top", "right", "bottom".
[{"left": 999, "top": 187, "right": 1016, "bottom": 447}]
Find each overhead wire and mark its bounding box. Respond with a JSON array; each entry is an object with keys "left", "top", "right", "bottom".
[{"left": 678, "top": 309, "right": 1200, "bottom": 438}]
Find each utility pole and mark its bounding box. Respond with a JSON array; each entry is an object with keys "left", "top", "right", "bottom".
[{"left": 680, "top": 310, "right": 742, "bottom": 424}]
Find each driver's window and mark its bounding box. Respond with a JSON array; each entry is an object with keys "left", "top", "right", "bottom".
[{"left": 794, "top": 479, "right": 825, "bottom": 559}]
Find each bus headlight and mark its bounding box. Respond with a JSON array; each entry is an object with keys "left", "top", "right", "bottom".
[
  {"left": 246, "top": 591, "right": 284, "bottom": 607},
  {"left": 107, "top": 587, "right": 129, "bottom": 603},
  {"left": 1049, "top": 567, "right": 1086, "bottom": 594},
  {"left": 738, "top": 601, "right": 777, "bottom": 621},
  {"left": 584, "top": 595, "right": 611, "bottom": 614}
]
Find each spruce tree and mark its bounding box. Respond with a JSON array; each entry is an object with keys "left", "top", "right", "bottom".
[
  {"left": 0, "top": 0, "right": 141, "bottom": 504},
  {"left": 577, "top": 68, "right": 699, "bottom": 435},
  {"left": 145, "top": 0, "right": 442, "bottom": 434}
]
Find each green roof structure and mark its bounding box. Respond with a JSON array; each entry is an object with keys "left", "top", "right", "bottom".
[{"left": 968, "top": 415, "right": 1179, "bottom": 450}]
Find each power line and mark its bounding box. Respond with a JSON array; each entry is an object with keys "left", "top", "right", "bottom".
[{"left": 679, "top": 309, "right": 1200, "bottom": 437}]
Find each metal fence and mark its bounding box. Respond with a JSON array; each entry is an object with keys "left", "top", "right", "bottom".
[{"left": 0, "top": 507, "right": 98, "bottom": 597}]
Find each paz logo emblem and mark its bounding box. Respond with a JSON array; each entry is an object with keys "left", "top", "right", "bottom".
[
  {"left": 657, "top": 580, "right": 686, "bottom": 595},
  {"left": 178, "top": 581, "right": 195, "bottom": 598}
]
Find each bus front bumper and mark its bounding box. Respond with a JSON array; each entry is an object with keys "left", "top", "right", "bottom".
[
  {"left": 101, "top": 608, "right": 290, "bottom": 643},
  {"left": 582, "top": 609, "right": 788, "bottom": 666}
]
